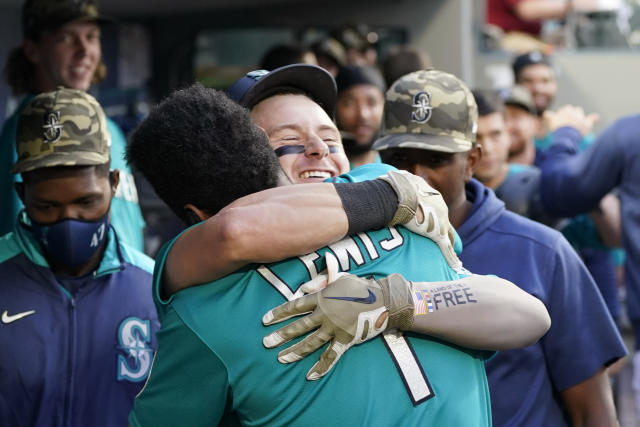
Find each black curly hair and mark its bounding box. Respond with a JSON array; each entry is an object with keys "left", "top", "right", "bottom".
[{"left": 127, "top": 83, "right": 282, "bottom": 223}]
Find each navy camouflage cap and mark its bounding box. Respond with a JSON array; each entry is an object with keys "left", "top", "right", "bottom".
[
  {"left": 11, "top": 87, "right": 110, "bottom": 174},
  {"left": 372, "top": 69, "right": 478, "bottom": 154},
  {"left": 22, "top": 0, "right": 112, "bottom": 39}
]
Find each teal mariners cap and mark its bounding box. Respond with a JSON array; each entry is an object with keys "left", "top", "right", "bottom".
[
  {"left": 372, "top": 69, "right": 478, "bottom": 154},
  {"left": 12, "top": 87, "right": 111, "bottom": 174}
]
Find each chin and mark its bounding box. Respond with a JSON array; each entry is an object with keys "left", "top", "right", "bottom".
[
  {"left": 64, "top": 78, "right": 93, "bottom": 91},
  {"left": 295, "top": 177, "right": 329, "bottom": 184}
]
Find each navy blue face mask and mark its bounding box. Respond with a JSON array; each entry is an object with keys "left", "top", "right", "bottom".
[{"left": 29, "top": 212, "right": 110, "bottom": 267}]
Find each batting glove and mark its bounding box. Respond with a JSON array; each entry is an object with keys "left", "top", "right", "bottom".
[
  {"left": 262, "top": 268, "right": 414, "bottom": 381},
  {"left": 379, "top": 170, "right": 463, "bottom": 272}
]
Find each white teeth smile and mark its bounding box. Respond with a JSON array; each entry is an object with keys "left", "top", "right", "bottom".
[{"left": 300, "top": 171, "right": 332, "bottom": 179}]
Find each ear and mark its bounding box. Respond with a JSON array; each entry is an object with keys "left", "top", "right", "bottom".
[
  {"left": 184, "top": 203, "right": 210, "bottom": 224},
  {"left": 465, "top": 145, "right": 483, "bottom": 182},
  {"left": 109, "top": 169, "right": 120, "bottom": 196},
  {"left": 22, "top": 40, "right": 40, "bottom": 65},
  {"left": 14, "top": 182, "right": 25, "bottom": 204}
]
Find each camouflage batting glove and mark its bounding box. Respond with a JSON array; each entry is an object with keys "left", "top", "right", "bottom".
[
  {"left": 262, "top": 272, "right": 414, "bottom": 380},
  {"left": 379, "top": 170, "right": 463, "bottom": 272}
]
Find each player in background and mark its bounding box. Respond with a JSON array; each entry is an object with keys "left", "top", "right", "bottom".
[
  {"left": 334, "top": 65, "right": 386, "bottom": 167},
  {"left": 541, "top": 107, "right": 640, "bottom": 420},
  {"left": 0, "top": 88, "right": 158, "bottom": 427},
  {"left": 1, "top": 0, "right": 145, "bottom": 250},
  {"left": 365, "top": 69, "right": 626, "bottom": 427}
]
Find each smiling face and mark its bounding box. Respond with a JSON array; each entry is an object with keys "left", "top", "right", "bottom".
[
  {"left": 474, "top": 112, "right": 510, "bottom": 187},
  {"left": 336, "top": 84, "right": 385, "bottom": 147},
  {"left": 517, "top": 64, "right": 557, "bottom": 113},
  {"left": 250, "top": 94, "right": 350, "bottom": 184},
  {"left": 504, "top": 104, "right": 538, "bottom": 158},
  {"left": 25, "top": 20, "right": 101, "bottom": 92}
]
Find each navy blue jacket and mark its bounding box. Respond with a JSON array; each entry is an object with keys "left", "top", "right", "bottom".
[
  {"left": 0, "top": 214, "right": 159, "bottom": 427},
  {"left": 459, "top": 179, "right": 626, "bottom": 427},
  {"left": 541, "top": 118, "right": 640, "bottom": 330}
]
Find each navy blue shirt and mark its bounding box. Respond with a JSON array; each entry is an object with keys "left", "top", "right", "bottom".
[
  {"left": 459, "top": 179, "right": 626, "bottom": 427},
  {"left": 541, "top": 118, "right": 640, "bottom": 333},
  {"left": 0, "top": 215, "right": 159, "bottom": 427}
]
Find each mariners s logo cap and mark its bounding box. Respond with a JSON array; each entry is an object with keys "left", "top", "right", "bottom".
[
  {"left": 11, "top": 87, "right": 111, "bottom": 174},
  {"left": 372, "top": 69, "right": 478, "bottom": 154}
]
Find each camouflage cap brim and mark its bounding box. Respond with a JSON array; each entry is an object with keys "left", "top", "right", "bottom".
[
  {"left": 372, "top": 132, "right": 473, "bottom": 153},
  {"left": 10, "top": 151, "right": 109, "bottom": 174}
]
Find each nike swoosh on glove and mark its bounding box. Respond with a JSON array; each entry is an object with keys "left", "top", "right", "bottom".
[{"left": 263, "top": 262, "right": 413, "bottom": 380}]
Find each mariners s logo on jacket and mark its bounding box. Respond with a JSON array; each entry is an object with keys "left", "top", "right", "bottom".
[{"left": 118, "top": 316, "right": 154, "bottom": 382}]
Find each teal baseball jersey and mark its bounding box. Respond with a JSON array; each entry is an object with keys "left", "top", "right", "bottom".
[{"left": 130, "top": 231, "right": 491, "bottom": 425}]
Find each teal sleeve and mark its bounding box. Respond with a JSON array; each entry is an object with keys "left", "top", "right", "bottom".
[
  {"left": 0, "top": 100, "right": 29, "bottom": 237},
  {"left": 129, "top": 307, "right": 231, "bottom": 427},
  {"left": 331, "top": 163, "right": 397, "bottom": 183},
  {"left": 151, "top": 223, "right": 204, "bottom": 318},
  {"left": 151, "top": 235, "right": 180, "bottom": 317}
]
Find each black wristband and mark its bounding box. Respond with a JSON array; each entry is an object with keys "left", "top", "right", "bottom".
[{"left": 333, "top": 179, "right": 398, "bottom": 235}]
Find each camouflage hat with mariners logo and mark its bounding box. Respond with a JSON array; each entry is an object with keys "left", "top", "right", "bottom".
[
  {"left": 11, "top": 87, "right": 110, "bottom": 174},
  {"left": 22, "top": 0, "right": 112, "bottom": 40},
  {"left": 372, "top": 69, "right": 478, "bottom": 154}
]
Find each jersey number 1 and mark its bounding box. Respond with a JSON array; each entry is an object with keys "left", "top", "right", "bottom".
[
  {"left": 258, "top": 265, "right": 434, "bottom": 406},
  {"left": 382, "top": 331, "right": 434, "bottom": 406}
]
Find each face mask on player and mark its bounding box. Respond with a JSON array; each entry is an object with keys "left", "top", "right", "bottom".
[{"left": 29, "top": 212, "right": 110, "bottom": 267}]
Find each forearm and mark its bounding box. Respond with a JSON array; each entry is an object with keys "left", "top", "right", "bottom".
[
  {"left": 589, "top": 193, "right": 622, "bottom": 248},
  {"left": 409, "top": 275, "right": 550, "bottom": 350},
  {"left": 166, "top": 183, "right": 348, "bottom": 292},
  {"left": 515, "top": 0, "right": 570, "bottom": 21},
  {"left": 541, "top": 126, "right": 622, "bottom": 217},
  {"left": 560, "top": 368, "right": 618, "bottom": 427}
]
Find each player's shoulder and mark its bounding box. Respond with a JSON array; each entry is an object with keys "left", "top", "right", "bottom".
[
  {"left": 488, "top": 208, "right": 565, "bottom": 252},
  {"left": 609, "top": 114, "right": 640, "bottom": 143},
  {"left": 0, "top": 231, "right": 22, "bottom": 265}
]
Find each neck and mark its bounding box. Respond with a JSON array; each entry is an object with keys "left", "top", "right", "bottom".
[
  {"left": 534, "top": 116, "right": 547, "bottom": 139},
  {"left": 448, "top": 191, "right": 473, "bottom": 229},
  {"left": 348, "top": 150, "right": 379, "bottom": 168}
]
